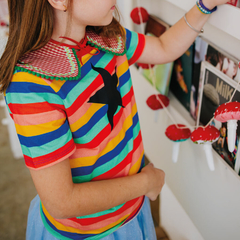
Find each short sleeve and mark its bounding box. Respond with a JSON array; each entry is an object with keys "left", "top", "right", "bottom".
[
  {"left": 125, "top": 28, "right": 146, "bottom": 66},
  {"left": 5, "top": 72, "right": 76, "bottom": 170}
]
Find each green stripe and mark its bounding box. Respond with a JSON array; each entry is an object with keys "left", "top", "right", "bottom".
[
  {"left": 64, "top": 54, "right": 114, "bottom": 108},
  {"left": 77, "top": 203, "right": 124, "bottom": 219},
  {"left": 133, "top": 120, "right": 141, "bottom": 140},
  {"left": 73, "top": 115, "right": 108, "bottom": 144},
  {"left": 21, "top": 128, "right": 72, "bottom": 158},
  {"left": 73, "top": 105, "right": 122, "bottom": 144},
  {"left": 126, "top": 32, "right": 139, "bottom": 61},
  {"left": 73, "top": 134, "right": 134, "bottom": 183},
  {"left": 6, "top": 92, "right": 62, "bottom": 105},
  {"left": 86, "top": 222, "right": 123, "bottom": 240},
  {"left": 40, "top": 204, "right": 72, "bottom": 240},
  {"left": 120, "top": 78, "right": 132, "bottom": 97}
]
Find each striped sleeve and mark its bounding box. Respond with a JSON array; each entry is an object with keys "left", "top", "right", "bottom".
[
  {"left": 5, "top": 72, "right": 76, "bottom": 170},
  {"left": 125, "top": 28, "right": 146, "bottom": 66}
]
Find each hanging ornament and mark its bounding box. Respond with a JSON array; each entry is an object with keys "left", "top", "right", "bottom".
[
  {"left": 130, "top": 7, "right": 149, "bottom": 24},
  {"left": 191, "top": 125, "right": 220, "bottom": 171},
  {"left": 146, "top": 94, "right": 169, "bottom": 110},
  {"left": 214, "top": 101, "right": 240, "bottom": 153},
  {"left": 165, "top": 124, "right": 191, "bottom": 163},
  {"left": 137, "top": 63, "right": 155, "bottom": 69}
]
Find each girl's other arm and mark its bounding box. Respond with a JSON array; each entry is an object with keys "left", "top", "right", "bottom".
[
  {"left": 137, "top": 0, "right": 230, "bottom": 65},
  {"left": 29, "top": 159, "right": 165, "bottom": 219}
]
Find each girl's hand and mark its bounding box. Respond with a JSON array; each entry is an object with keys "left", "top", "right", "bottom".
[
  {"left": 141, "top": 163, "right": 165, "bottom": 201},
  {"left": 203, "top": 0, "right": 232, "bottom": 10}
]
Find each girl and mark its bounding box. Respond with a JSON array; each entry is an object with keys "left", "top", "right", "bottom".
[{"left": 0, "top": 0, "right": 229, "bottom": 239}]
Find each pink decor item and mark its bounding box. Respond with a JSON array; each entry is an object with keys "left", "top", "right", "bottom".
[
  {"left": 214, "top": 101, "right": 240, "bottom": 152},
  {"left": 165, "top": 124, "right": 191, "bottom": 163},
  {"left": 130, "top": 7, "right": 149, "bottom": 24},
  {"left": 191, "top": 125, "right": 220, "bottom": 171},
  {"left": 146, "top": 94, "right": 169, "bottom": 110}
]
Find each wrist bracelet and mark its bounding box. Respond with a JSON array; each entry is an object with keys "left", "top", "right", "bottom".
[
  {"left": 196, "top": 0, "right": 217, "bottom": 14},
  {"left": 184, "top": 14, "right": 204, "bottom": 34}
]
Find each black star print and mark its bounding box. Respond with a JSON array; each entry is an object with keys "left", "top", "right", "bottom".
[{"left": 88, "top": 64, "right": 124, "bottom": 130}]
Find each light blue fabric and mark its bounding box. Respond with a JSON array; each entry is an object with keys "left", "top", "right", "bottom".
[{"left": 26, "top": 195, "right": 157, "bottom": 240}]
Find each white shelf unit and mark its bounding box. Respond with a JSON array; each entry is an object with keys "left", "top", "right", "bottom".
[
  {"left": 124, "top": 1, "right": 240, "bottom": 240},
  {"left": 164, "top": 0, "right": 240, "bottom": 41}
]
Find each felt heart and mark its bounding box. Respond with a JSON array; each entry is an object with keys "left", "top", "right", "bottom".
[
  {"left": 146, "top": 94, "right": 169, "bottom": 110},
  {"left": 130, "top": 7, "right": 149, "bottom": 24}
]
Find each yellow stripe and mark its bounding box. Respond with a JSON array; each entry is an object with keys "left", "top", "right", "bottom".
[
  {"left": 50, "top": 79, "right": 66, "bottom": 92},
  {"left": 15, "top": 118, "right": 65, "bottom": 137},
  {"left": 128, "top": 150, "right": 144, "bottom": 176},
  {"left": 117, "top": 60, "right": 129, "bottom": 79},
  {"left": 42, "top": 204, "right": 130, "bottom": 234},
  {"left": 70, "top": 103, "right": 138, "bottom": 168},
  {"left": 70, "top": 104, "right": 104, "bottom": 132},
  {"left": 12, "top": 72, "right": 49, "bottom": 85},
  {"left": 81, "top": 49, "right": 98, "bottom": 65}
]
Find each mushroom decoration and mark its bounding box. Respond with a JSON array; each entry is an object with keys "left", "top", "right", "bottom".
[
  {"left": 214, "top": 101, "right": 240, "bottom": 152},
  {"left": 191, "top": 125, "right": 220, "bottom": 171},
  {"left": 165, "top": 124, "right": 191, "bottom": 163},
  {"left": 137, "top": 63, "right": 155, "bottom": 69},
  {"left": 146, "top": 94, "right": 169, "bottom": 110},
  {"left": 130, "top": 7, "right": 149, "bottom": 24}
]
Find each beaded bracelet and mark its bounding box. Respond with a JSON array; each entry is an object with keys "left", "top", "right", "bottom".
[{"left": 196, "top": 0, "right": 217, "bottom": 14}]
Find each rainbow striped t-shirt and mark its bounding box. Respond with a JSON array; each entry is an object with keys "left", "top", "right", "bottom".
[{"left": 5, "top": 28, "right": 146, "bottom": 239}]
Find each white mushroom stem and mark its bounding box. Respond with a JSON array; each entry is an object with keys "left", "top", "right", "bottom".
[
  {"left": 227, "top": 119, "right": 238, "bottom": 153},
  {"left": 172, "top": 142, "right": 180, "bottom": 163},
  {"left": 203, "top": 142, "right": 215, "bottom": 171}
]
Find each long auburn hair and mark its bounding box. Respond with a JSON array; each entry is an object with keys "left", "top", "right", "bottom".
[{"left": 0, "top": 0, "right": 124, "bottom": 93}]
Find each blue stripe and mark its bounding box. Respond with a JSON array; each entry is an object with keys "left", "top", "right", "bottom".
[
  {"left": 125, "top": 28, "right": 132, "bottom": 51},
  {"left": 117, "top": 69, "right": 131, "bottom": 91},
  {"left": 71, "top": 125, "right": 133, "bottom": 177},
  {"left": 72, "top": 105, "right": 108, "bottom": 138},
  {"left": 71, "top": 113, "right": 139, "bottom": 177},
  {"left": 57, "top": 50, "right": 106, "bottom": 99},
  {"left": 18, "top": 120, "right": 70, "bottom": 147},
  {"left": 7, "top": 82, "right": 55, "bottom": 94}
]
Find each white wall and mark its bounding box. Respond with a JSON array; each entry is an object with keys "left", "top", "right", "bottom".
[{"left": 117, "top": 1, "right": 240, "bottom": 239}]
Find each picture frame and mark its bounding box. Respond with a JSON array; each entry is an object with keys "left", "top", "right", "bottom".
[{"left": 196, "top": 61, "right": 240, "bottom": 173}]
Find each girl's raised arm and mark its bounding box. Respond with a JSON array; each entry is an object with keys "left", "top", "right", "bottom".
[{"left": 137, "top": 0, "right": 230, "bottom": 65}]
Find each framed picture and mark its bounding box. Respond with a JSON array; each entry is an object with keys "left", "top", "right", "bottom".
[
  {"left": 170, "top": 44, "right": 195, "bottom": 112},
  {"left": 190, "top": 36, "right": 240, "bottom": 121},
  {"left": 197, "top": 61, "right": 240, "bottom": 173}
]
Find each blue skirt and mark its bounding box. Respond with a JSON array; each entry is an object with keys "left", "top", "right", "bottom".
[{"left": 26, "top": 195, "right": 157, "bottom": 240}]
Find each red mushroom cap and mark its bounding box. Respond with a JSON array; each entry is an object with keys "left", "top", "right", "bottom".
[
  {"left": 191, "top": 125, "right": 220, "bottom": 144},
  {"left": 137, "top": 63, "right": 155, "bottom": 69},
  {"left": 214, "top": 101, "right": 240, "bottom": 122},
  {"left": 165, "top": 124, "right": 191, "bottom": 142},
  {"left": 146, "top": 94, "right": 169, "bottom": 110},
  {"left": 130, "top": 7, "right": 149, "bottom": 24}
]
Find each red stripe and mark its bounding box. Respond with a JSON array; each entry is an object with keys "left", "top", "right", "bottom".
[
  {"left": 123, "top": 197, "right": 144, "bottom": 224},
  {"left": 92, "top": 132, "right": 142, "bottom": 181},
  {"left": 66, "top": 57, "right": 117, "bottom": 117},
  {"left": 24, "top": 140, "right": 75, "bottom": 169},
  {"left": 128, "top": 33, "right": 145, "bottom": 66},
  {"left": 122, "top": 87, "right": 134, "bottom": 107},
  {"left": 92, "top": 151, "right": 133, "bottom": 181},
  {"left": 8, "top": 102, "right": 65, "bottom": 115},
  {"left": 76, "top": 89, "right": 134, "bottom": 149},
  {"left": 69, "top": 197, "right": 141, "bottom": 225}
]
